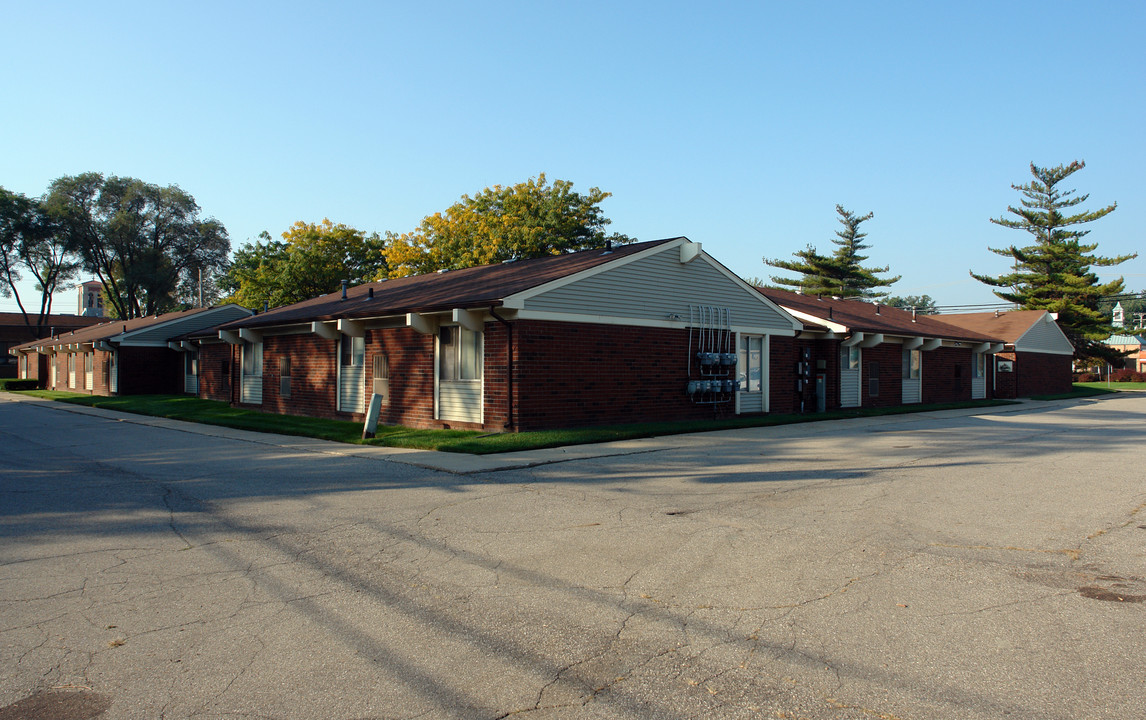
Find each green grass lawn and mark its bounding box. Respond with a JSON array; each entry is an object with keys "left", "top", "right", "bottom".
[
  {"left": 1073, "top": 381, "right": 1146, "bottom": 391},
  {"left": 7, "top": 389, "right": 1024, "bottom": 455}
]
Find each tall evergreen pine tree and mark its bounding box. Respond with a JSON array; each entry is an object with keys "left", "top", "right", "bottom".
[
  {"left": 765, "top": 205, "right": 899, "bottom": 298},
  {"left": 971, "top": 161, "right": 1135, "bottom": 360}
]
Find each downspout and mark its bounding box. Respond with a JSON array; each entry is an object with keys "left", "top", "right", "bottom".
[{"left": 489, "top": 306, "right": 514, "bottom": 431}]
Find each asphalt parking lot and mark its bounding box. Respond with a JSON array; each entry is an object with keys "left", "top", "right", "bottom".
[{"left": 1, "top": 393, "right": 1143, "bottom": 719}]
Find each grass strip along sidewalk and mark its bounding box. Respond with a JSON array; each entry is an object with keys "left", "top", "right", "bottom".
[{"left": 0, "top": 384, "right": 1115, "bottom": 455}]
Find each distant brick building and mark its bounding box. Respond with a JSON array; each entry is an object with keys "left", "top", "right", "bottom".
[{"left": 0, "top": 312, "right": 103, "bottom": 378}]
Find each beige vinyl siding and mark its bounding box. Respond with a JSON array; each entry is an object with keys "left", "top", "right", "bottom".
[
  {"left": 739, "top": 390, "right": 764, "bottom": 414},
  {"left": 841, "top": 347, "right": 861, "bottom": 408},
  {"left": 340, "top": 367, "right": 365, "bottom": 413},
  {"left": 438, "top": 384, "right": 481, "bottom": 423},
  {"left": 523, "top": 250, "right": 795, "bottom": 332},
  {"left": 1015, "top": 315, "right": 1074, "bottom": 355},
  {"left": 902, "top": 377, "right": 921, "bottom": 404},
  {"left": 971, "top": 375, "right": 986, "bottom": 399}
]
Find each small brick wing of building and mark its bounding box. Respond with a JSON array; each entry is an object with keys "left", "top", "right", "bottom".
[{"left": 934, "top": 310, "right": 1075, "bottom": 397}]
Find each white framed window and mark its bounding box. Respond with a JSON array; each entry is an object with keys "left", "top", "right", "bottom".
[
  {"left": 340, "top": 335, "right": 365, "bottom": 368},
  {"left": 842, "top": 346, "right": 860, "bottom": 370},
  {"left": 902, "top": 349, "right": 921, "bottom": 379},
  {"left": 242, "top": 341, "right": 262, "bottom": 378},
  {"left": 973, "top": 353, "right": 986, "bottom": 378},
  {"left": 439, "top": 326, "right": 481, "bottom": 382},
  {"left": 738, "top": 335, "right": 763, "bottom": 393},
  {"left": 84, "top": 352, "right": 94, "bottom": 390}
]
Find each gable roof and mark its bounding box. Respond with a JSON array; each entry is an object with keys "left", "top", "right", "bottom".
[
  {"left": 934, "top": 310, "right": 1051, "bottom": 344},
  {"left": 1105, "top": 333, "right": 1146, "bottom": 348},
  {"left": 12, "top": 305, "right": 252, "bottom": 352},
  {"left": 757, "top": 287, "right": 994, "bottom": 342},
  {"left": 938, "top": 309, "right": 1074, "bottom": 355},
  {"left": 215, "top": 238, "right": 679, "bottom": 331}
]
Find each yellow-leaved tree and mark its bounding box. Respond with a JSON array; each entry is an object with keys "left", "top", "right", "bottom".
[{"left": 384, "top": 174, "right": 633, "bottom": 277}]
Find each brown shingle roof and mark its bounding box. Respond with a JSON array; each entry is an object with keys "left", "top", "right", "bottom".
[
  {"left": 0, "top": 312, "right": 102, "bottom": 329},
  {"left": 215, "top": 238, "right": 679, "bottom": 331},
  {"left": 933, "top": 310, "right": 1049, "bottom": 344},
  {"left": 12, "top": 306, "right": 218, "bottom": 351},
  {"left": 758, "top": 287, "right": 997, "bottom": 342}
]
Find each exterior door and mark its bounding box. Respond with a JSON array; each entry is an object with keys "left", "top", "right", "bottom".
[{"left": 840, "top": 346, "right": 861, "bottom": 408}]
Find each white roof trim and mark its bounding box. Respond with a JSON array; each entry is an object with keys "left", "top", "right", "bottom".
[
  {"left": 503, "top": 238, "right": 804, "bottom": 332},
  {"left": 513, "top": 308, "right": 798, "bottom": 336},
  {"left": 780, "top": 306, "right": 848, "bottom": 334}
]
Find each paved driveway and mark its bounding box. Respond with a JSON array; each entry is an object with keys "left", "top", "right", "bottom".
[{"left": 1, "top": 394, "right": 1143, "bottom": 719}]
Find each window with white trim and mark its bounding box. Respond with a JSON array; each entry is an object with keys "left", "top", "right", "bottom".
[
  {"left": 842, "top": 346, "right": 860, "bottom": 370},
  {"left": 340, "top": 335, "right": 364, "bottom": 368},
  {"left": 902, "top": 349, "right": 921, "bottom": 379},
  {"left": 439, "top": 326, "right": 481, "bottom": 381}
]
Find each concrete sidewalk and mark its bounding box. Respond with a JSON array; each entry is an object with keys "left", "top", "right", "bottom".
[{"left": 0, "top": 391, "right": 1076, "bottom": 475}]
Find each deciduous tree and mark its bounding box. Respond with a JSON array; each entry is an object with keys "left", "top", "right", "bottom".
[
  {"left": 384, "top": 174, "right": 632, "bottom": 277},
  {"left": 221, "top": 220, "right": 387, "bottom": 308},
  {"left": 0, "top": 187, "right": 81, "bottom": 334},
  {"left": 44, "top": 173, "right": 230, "bottom": 318},
  {"left": 885, "top": 294, "right": 938, "bottom": 314},
  {"left": 970, "top": 161, "right": 1135, "bottom": 360}
]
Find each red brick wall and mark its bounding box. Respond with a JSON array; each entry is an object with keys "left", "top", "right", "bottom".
[
  {"left": 512, "top": 320, "right": 734, "bottom": 430},
  {"left": 198, "top": 342, "right": 234, "bottom": 402},
  {"left": 368, "top": 328, "right": 436, "bottom": 427},
  {"left": 921, "top": 346, "right": 973, "bottom": 404},
  {"left": 1016, "top": 351, "right": 1073, "bottom": 396},
  {"left": 993, "top": 351, "right": 1017, "bottom": 398},
  {"left": 770, "top": 337, "right": 842, "bottom": 414},
  {"left": 858, "top": 343, "right": 906, "bottom": 408},
  {"left": 118, "top": 348, "right": 182, "bottom": 395},
  {"left": 258, "top": 334, "right": 338, "bottom": 418}
]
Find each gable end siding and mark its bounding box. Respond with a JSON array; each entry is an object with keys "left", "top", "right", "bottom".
[
  {"left": 123, "top": 307, "right": 253, "bottom": 346},
  {"left": 522, "top": 250, "right": 795, "bottom": 332},
  {"left": 1015, "top": 317, "right": 1074, "bottom": 355}
]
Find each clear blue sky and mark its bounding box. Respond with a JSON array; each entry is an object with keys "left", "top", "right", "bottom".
[{"left": 3, "top": 1, "right": 1143, "bottom": 315}]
